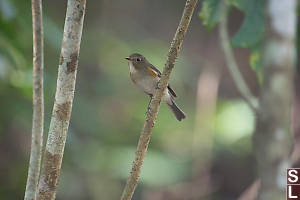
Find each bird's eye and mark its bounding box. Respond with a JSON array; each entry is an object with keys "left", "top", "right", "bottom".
[{"left": 136, "top": 58, "right": 141, "bottom": 62}]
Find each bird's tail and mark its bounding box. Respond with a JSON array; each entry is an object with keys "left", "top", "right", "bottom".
[{"left": 167, "top": 98, "right": 186, "bottom": 121}]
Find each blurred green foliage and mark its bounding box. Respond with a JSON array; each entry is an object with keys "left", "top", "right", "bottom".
[
  {"left": 215, "top": 100, "right": 254, "bottom": 145},
  {"left": 199, "top": 0, "right": 223, "bottom": 29},
  {"left": 231, "top": 0, "right": 264, "bottom": 48},
  {"left": 199, "top": 0, "right": 265, "bottom": 77}
]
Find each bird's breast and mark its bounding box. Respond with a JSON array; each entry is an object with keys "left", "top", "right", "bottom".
[
  {"left": 129, "top": 64, "right": 158, "bottom": 96},
  {"left": 129, "top": 62, "right": 137, "bottom": 74}
]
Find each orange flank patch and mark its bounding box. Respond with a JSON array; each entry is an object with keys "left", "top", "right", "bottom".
[{"left": 147, "top": 67, "right": 158, "bottom": 77}]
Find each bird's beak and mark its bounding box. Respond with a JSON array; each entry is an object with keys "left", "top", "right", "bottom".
[{"left": 125, "top": 57, "right": 130, "bottom": 61}]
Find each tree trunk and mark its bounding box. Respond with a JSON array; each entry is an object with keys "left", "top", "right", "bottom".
[
  {"left": 36, "top": 0, "right": 86, "bottom": 199},
  {"left": 253, "top": 0, "right": 297, "bottom": 199}
]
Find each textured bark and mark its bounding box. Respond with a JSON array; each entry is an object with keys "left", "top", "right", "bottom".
[
  {"left": 253, "top": 0, "right": 297, "bottom": 199},
  {"left": 120, "top": 1, "right": 198, "bottom": 200},
  {"left": 219, "top": 1, "right": 258, "bottom": 112},
  {"left": 36, "top": 0, "right": 86, "bottom": 199},
  {"left": 24, "top": 0, "right": 44, "bottom": 199}
]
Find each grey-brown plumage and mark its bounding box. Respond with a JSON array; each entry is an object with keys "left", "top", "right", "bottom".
[
  {"left": 125, "top": 53, "right": 186, "bottom": 121},
  {"left": 168, "top": 98, "right": 186, "bottom": 121}
]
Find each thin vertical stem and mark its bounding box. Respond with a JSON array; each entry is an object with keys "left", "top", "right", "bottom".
[
  {"left": 219, "top": 1, "right": 258, "bottom": 112},
  {"left": 24, "top": 0, "right": 44, "bottom": 199}
]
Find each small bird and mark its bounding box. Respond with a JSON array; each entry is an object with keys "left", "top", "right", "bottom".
[{"left": 125, "top": 53, "right": 186, "bottom": 121}]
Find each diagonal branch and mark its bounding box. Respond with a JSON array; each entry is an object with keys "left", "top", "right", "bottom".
[
  {"left": 36, "top": 0, "right": 86, "bottom": 199},
  {"left": 219, "top": 1, "right": 258, "bottom": 112},
  {"left": 24, "top": 0, "right": 44, "bottom": 199},
  {"left": 120, "top": 1, "right": 198, "bottom": 200}
]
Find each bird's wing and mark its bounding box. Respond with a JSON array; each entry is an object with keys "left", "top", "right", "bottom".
[
  {"left": 147, "top": 64, "right": 177, "bottom": 98},
  {"left": 148, "top": 64, "right": 161, "bottom": 77},
  {"left": 167, "top": 84, "right": 177, "bottom": 98}
]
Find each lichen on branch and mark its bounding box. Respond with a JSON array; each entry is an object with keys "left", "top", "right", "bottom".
[{"left": 36, "top": 0, "right": 86, "bottom": 199}]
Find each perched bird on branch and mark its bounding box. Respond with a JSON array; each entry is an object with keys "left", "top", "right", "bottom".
[{"left": 125, "top": 53, "right": 186, "bottom": 121}]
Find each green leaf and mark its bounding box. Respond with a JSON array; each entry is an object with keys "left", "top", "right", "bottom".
[
  {"left": 249, "top": 49, "right": 260, "bottom": 72},
  {"left": 297, "top": 9, "right": 300, "bottom": 56},
  {"left": 199, "top": 0, "right": 249, "bottom": 29},
  {"left": 232, "top": 0, "right": 264, "bottom": 48},
  {"left": 249, "top": 45, "right": 263, "bottom": 83},
  {"left": 228, "top": 0, "right": 248, "bottom": 12},
  {"left": 199, "top": 0, "right": 223, "bottom": 29}
]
